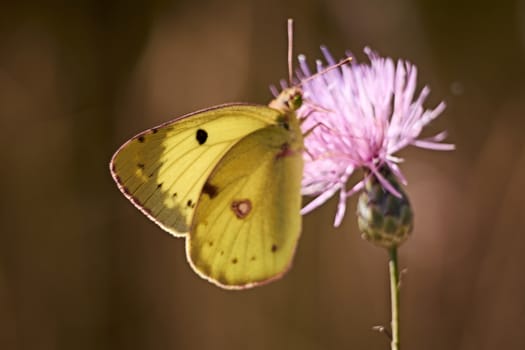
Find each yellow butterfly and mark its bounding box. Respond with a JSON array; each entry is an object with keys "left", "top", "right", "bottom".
[
  {"left": 110, "top": 21, "right": 310, "bottom": 290},
  {"left": 110, "top": 88, "right": 304, "bottom": 289}
]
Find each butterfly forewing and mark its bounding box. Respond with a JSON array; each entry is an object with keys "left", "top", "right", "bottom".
[
  {"left": 187, "top": 123, "right": 304, "bottom": 289},
  {"left": 110, "top": 105, "right": 282, "bottom": 236}
]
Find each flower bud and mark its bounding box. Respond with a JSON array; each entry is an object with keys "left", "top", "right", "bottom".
[{"left": 357, "top": 166, "right": 413, "bottom": 248}]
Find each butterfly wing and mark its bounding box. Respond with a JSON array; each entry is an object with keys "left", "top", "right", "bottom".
[
  {"left": 187, "top": 123, "right": 304, "bottom": 289},
  {"left": 110, "top": 104, "right": 283, "bottom": 236}
]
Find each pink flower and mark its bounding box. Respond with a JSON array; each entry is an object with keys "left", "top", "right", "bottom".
[{"left": 297, "top": 47, "right": 455, "bottom": 227}]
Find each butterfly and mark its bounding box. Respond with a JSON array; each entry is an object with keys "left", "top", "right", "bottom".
[
  {"left": 109, "top": 18, "right": 313, "bottom": 289},
  {"left": 110, "top": 86, "right": 305, "bottom": 289}
]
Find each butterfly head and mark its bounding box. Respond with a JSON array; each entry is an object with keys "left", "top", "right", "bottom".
[{"left": 268, "top": 86, "right": 303, "bottom": 114}]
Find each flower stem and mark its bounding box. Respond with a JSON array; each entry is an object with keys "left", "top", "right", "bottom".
[{"left": 389, "top": 247, "right": 400, "bottom": 350}]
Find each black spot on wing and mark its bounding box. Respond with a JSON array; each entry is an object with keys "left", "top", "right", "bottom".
[
  {"left": 196, "top": 129, "right": 208, "bottom": 145},
  {"left": 157, "top": 183, "right": 163, "bottom": 189},
  {"left": 152, "top": 128, "right": 158, "bottom": 134},
  {"left": 137, "top": 136, "right": 145, "bottom": 143},
  {"left": 232, "top": 258, "right": 238, "bottom": 264},
  {"left": 137, "top": 163, "right": 145, "bottom": 169},
  {"left": 202, "top": 182, "right": 218, "bottom": 199},
  {"left": 271, "top": 244, "right": 278, "bottom": 253}
]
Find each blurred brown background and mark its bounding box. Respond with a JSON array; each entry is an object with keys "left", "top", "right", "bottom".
[{"left": 1, "top": 0, "right": 525, "bottom": 349}]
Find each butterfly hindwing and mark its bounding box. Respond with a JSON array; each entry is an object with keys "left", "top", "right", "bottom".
[
  {"left": 110, "top": 105, "right": 283, "bottom": 236},
  {"left": 187, "top": 124, "right": 304, "bottom": 289}
]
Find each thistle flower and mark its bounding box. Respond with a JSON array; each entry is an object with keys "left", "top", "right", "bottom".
[{"left": 297, "top": 47, "right": 455, "bottom": 231}]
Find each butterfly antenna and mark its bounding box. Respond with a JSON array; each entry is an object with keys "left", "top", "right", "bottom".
[
  {"left": 287, "top": 18, "right": 294, "bottom": 86},
  {"left": 299, "top": 56, "right": 352, "bottom": 86}
]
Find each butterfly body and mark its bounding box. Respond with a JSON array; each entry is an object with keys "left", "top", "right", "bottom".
[{"left": 110, "top": 89, "right": 304, "bottom": 289}]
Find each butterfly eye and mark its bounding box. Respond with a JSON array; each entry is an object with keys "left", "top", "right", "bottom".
[
  {"left": 283, "top": 87, "right": 303, "bottom": 111},
  {"left": 289, "top": 92, "right": 303, "bottom": 110}
]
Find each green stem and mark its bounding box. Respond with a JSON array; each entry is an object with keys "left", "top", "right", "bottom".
[{"left": 389, "top": 247, "right": 400, "bottom": 350}]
